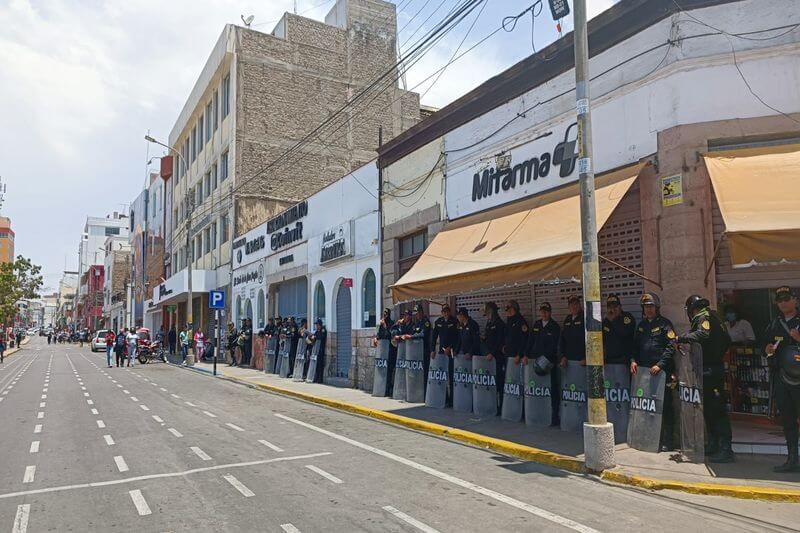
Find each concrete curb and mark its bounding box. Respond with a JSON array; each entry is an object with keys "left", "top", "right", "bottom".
[{"left": 171, "top": 364, "right": 800, "bottom": 502}]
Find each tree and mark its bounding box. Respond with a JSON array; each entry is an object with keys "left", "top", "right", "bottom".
[{"left": 0, "top": 255, "right": 44, "bottom": 327}]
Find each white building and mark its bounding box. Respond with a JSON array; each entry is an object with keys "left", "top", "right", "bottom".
[{"left": 77, "top": 214, "right": 129, "bottom": 301}]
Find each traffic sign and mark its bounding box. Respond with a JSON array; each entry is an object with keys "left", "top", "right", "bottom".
[
  {"left": 548, "top": 0, "right": 570, "bottom": 20},
  {"left": 209, "top": 290, "right": 226, "bottom": 310}
]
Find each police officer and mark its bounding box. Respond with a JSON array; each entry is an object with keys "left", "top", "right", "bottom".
[
  {"left": 286, "top": 317, "right": 300, "bottom": 378},
  {"left": 375, "top": 309, "right": 395, "bottom": 396},
  {"left": 631, "top": 293, "right": 677, "bottom": 452},
  {"left": 456, "top": 307, "right": 480, "bottom": 357},
  {"left": 431, "top": 304, "right": 459, "bottom": 405},
  {"left": 406, "top": 305, "right": 432, "bottom": 387},
  {"left": 603, "top": 294, "right": 636, "bottom": 366},
  {"left": 308, "top": 318, "right": 327, "bottom": 383},
  {"left": 389, "top": 310, "right": 411, "bottom": 395},
  {"left": 527, "top": 302, "right": 561, "bottom": 426},
  {"left": 481, "top": 302, "right": 506, "bottom": 412},
  {"left": 503, "top": 300, "right": 529, "bottom": 414},
  {"left": 559, "top": 295, "right": 586, "bottom": 368},
  {"left": 764, "top": 286, "right": 800, "bottom": 473},
  {"left": 678, "top": 295, "right": 733, "bottom": 463}
]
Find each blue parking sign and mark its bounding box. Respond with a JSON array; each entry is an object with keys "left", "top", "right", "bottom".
[{"left": 209, "top": 290, "right": 226, "bottom": 310}]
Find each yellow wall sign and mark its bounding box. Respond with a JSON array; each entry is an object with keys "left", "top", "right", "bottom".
[{"left": 661, "top": 174, "right": 683, "bottom": 207}]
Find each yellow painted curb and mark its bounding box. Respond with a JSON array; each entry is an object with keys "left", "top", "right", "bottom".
[{"left": 601, "top": 470, "right": 800, "bottom": 503}]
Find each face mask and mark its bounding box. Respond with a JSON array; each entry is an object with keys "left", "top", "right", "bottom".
[{"left": 725, "top": 312, "right": 737, "bottom": 322}]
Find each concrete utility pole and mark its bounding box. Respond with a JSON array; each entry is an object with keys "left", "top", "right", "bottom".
[
  {"left": 573, "top": 0, "right": 615, "bottom": 471},
  {"left": 185, "top": 192, "right": 193, "bottom": 340}
]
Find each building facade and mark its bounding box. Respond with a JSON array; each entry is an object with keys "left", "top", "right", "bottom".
[{"left": 0, "top": 216, "right": 14, "bottom": 263}]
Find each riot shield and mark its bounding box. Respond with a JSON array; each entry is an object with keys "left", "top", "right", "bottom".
[
  {"left": 452, "top": 353, "right": 473, "bottom": 413},
  {"left": 472, "top": 356, "right": 497, "bottom": 418},
  {"left": 373, "top": 340, "right": 391, "bottom": 397},
  {"left": 292, "top": 338, "right": 307, "bottom": 382},
  {"left": 305, "top": 339, "right": 321, "bottom": 383},
  {"left": 560, "top": 362, "right": 588, "bottom": 432},
  {"left": 278, "top": 339, "right": 291, "bottom": 378},
  {"left": 501, "top": 360, "right": 523, "bottom": 422},
  {"left": 425, "top": 353, "right": 448, "bottom": 408},
  {"left": 524, "top": 363, "right": 553, "bottom": 426},
  {"left": 675, "top": 343, "right": 705, "bottom": 462},
  {"left": 392, "top": 342, "right": 407, "bottom": 401},
  {"left": 627, "top": 370, "right": 666, "bottom": 453},
  {"left": 604, "top": 364, "right": 631, "bottom": 444},
  {"left": 266, "top": 337, "right": 278, "bottom": 374},
  {"left": 405, "top": 339, "right": 425, "bottom": 403}
]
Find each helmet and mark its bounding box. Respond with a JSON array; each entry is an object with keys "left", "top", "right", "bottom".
[
  {"left": 640, "top": 293, "right": 660, "bottom": 308},
  {"left": 684, "top": 295, "right": 710, "bottom": 319}
]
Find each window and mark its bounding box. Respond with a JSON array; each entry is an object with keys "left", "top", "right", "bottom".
[
  {"left": 204, "top": 173, "right": 211, "bottom": 200},
  {"left": 314, "top": 281, "right": 325, "bottom": 323},
  {"left": 173, "top": 252, "right": 178, "bottom": 270},
  {"left": 220, "top": 151, "right": 229, "bottom": 181},
  {"left": 257, "top": 289, "right": 265, "bottom": 328},
  {"left": 362, "top": 269, "right": 376, "bottom": 328},
  {"left": 211, "top": 163, "right": 218, "bottom": 191},
  {"left": 213, "top": 90, "right": 219, "bottom": 131},
  {"left": 190, "top": 127, "right": 197, "bottom": 162},
  {"left": 195, "top": 186, "right": 202, "bottom": 207},
  {"left": 198, "top": 116, "right": 204, "bottom": 155},
  {"left": 399, "top": 231, "right": 427, "bottom": 276},
  {"left": 222, "top": 74, "right": 231, "bottom": 118},
  {"left": 184, "top": 139, "right": 190, "bottom": 171},
  {"left": 205, "top": 101, "right": 213, "bottom": 142},
  {"left": 211, "top": 221, "right": 217, "bottom": 249},
  {"left": 105, "top": 226, "right": 121, "bottom": 237},
  {"left": 221, "top": 212, "right": 229, "bottom": 242},
  {"left": 195, "top": 235, "right": 202, "bottom": 260},
  {"left": 204, "top": 228, "right": 211, "bottom": 254},
  {"left": 174, "top": 157, "right": 180, "bottom": 182}
]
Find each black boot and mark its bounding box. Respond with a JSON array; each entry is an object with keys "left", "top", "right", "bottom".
[
  {"left": 774, "top": 439, "right": 799, "bottom": 473},
  {"left": 708, "top": 441, "right": 735, "bottom": 463}
]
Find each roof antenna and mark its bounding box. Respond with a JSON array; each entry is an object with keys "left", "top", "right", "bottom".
[{"left": 241, "top": 14, "right": 254, "bottom": 27}]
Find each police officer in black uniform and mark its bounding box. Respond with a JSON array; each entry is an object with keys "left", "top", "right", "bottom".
[
  {"left": 389, "top": 310, "right": 411, "bottom": 395},
  {"left": 407, "top": 305, "right": 432, "bottom": 389},
  {"left": 527, "top": 302, "right": 561, "bottom": 426},
  {"left": 286, "top": 317, "right": 300, "bottom": 378},
  {"left": 603, "top": 294, "right": 636, "bottom": 366},
  {"left": 375, "top": 309, "right": 395, "bottom": 395},
  {"left": 765, "top": 286, "right": 800, "bottom": 472},
  {"left": 631, "top": 293, "right": 677, "bottom": 451},
  {"left": 481, "top": 302, "right": 506, "bottom": 412},
  {"left": 431, "top": 304, "right": 459, "bottom": 405},
  {"left": 503, "top": 300, "right": 529, "bottom": 415},
  {"left": 456, "top": 307, "right": 480, "bottom": 358},
  {"left": 678, "top": 295, "right": 733, "bottom": 463},
  {"left": 559, "top": 295, "right": 586, "bottom": 368}
]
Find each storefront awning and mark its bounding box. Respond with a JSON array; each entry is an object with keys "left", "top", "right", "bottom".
[
  {"left": 704, "top": 144, "right": 800, "bottom": 265},
  {"left": 391, "top": 169, "right": 641, "bottom": 303}
]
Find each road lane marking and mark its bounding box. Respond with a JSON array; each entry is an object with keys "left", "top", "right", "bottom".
[
  {"left": 33, "top": 425, "right": 42, "bottom": 434},
  {"left": 305, "top": 465, "right": 342, "bottom": 484},
  {"left": 202, "top": 411, "right": 217, "bottom": 418},
  {"left": 383, "top": 506, "right": 440, "bottom": 533},
  {"left": 139, "top": 405, "right": 150, "bottom": 411},
  {"left": 190, "top": 447, "right": 212, "bottom": 461},
  {"left": 129, "top": 489, "right": 151, "bottom": 516},
  {"left": 160, "top": 388, "right": 167, "bottom": 392},
  {"left": 116, "top": 384, "right": 123, "bottom": 388},
  {"left": 83, "top": 393, "right": 89, "bottom": 397},
  {"left": 114, "top": 456, "right": 129, "bottom": 473},
  {"left": 87, "top": 400, "right": 94, "bottom": 405},
  {"left": 80, "top": 386, "right": 86, "bottom": 390},
  {"left": 123, "top": 390, "right": 129, "bottom": 394},
  {"left": 29, "top": 441, "right": 39, "bottom": 453},
  {"left": 184, "top": 401, "right": 196, "bottom": 407},
  {"left": 152, "top": 415, "right": 163, "bottom": 423},
  {"left": 280, "top": 525, "right": 301, "bottom": 533},
  {"left": 168, "top": 428, "right": 183, "bottom": 438},
  {"left": 91, "top": 409, "right": 99, "bottom": 415},
  {"left": 96, "top": 420, "right": 106, "bottom": 429},
  {"left": 12, "top": 504, "right": 30, "bottom": 533},
  {"left": 23, "top": 466, "right": 35, "bottom": 483},
  {"left": 39, "top": 403, "right": 45, "bottom": 408},
  {"left": 130, "top": 397, "right": 138, "bottom": 402},
  {"left": 37, "top": 412, "right": 44, "bottom": 419},
  {"left": 225, "top": 423, "right": 245, "bottom": 432},
  {"left": 275, "top": 413, "right": 598, "bottom": 533},
  {"left": 223, "top": 475, "right": 254, "bottom": 497},
  {"left": 104, "top": 435, "right": 115, "bottom": 446},
  {"left": 170, "top": 394, "right": 180, "bottom": 399}
]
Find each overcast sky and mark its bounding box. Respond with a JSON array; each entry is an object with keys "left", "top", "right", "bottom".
[{"left": 0, "top": 0, "right": 616, "bottom": 291}]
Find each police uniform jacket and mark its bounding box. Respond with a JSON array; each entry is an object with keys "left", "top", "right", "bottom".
[
  {"left": 309, "top": 327, "right": 327, "bottom": 357},
  {"left": 602, "top": 312, "right": 636, "bottom": 365},
  {"left": 431, "top": 316, "right": 459, "bottom": 353},
  {"left": 560, "top": 312, "right": 586, "bottom": 361},
  {"left": 376, "top": 318, "right": 394, "bottom": 341},
  {"left": 390, "top": 321, "right": 407, "bottom": 340},
  {"left": 677, "top": 309, "right": 730, "bottom": 366},
  {"left": 764, "top": 313, "right": 800, "bottom": 379},
  {"left": 632, "top": 315, "right": 676, "bottom": 370},
  {"left": 456, "top": 318, "right": 481, "bottom": 355},
  {"left": 410, "top": 317, "right": 432, "bottom": 354},
  {"left": 504, "top": 314, "right": 529, "bottom": 357},
  {"left": 481, "top": 316, "right": 506, "bottom": 359},
  {"left": 528, "top": 319, "right": 561, "bottom": 363}
]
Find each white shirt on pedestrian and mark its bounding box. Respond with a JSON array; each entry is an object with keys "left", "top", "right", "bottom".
[{"left": 727, "top": 319, "right": 755, "bottom": 343}]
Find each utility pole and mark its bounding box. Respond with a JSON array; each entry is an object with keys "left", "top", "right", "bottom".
[
  {"left": 377, "top": 126, "right": 384, "bottom": 311},
  {"left": 185, "top": 191, "right": 194, "bottom": 363},
  {"left": 574, "top": 0, "right": 615, "bottom": 471}
]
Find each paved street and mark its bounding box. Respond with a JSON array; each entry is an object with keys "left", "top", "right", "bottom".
[{"left": 1, "top": 338, "right": 799, "bottom": 533}]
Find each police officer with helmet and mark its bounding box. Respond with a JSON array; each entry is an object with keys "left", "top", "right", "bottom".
[
  {"left": 603, "top": 293, "right": 636, "bottom": 366},
  {"left": 503, "top": 300, "right": 529, "bottom": 414},
  {"left": 431, "top": 304, "right": 459, "bottom": 405},
  {"left": 764, "top": 286, "right": 800, "bottom": 473},
  {"left": 481, "top": 302, "right": 506, "bottom": 412},
  {"left": 527, "top": 302, "right": 561, "bottom": 426},
  {"left": 631, "top": 293, "right": 677, "bottom": 451},
  {"left": 559, "top": 295, "right": 586, "bottom": 368},
  {"left": 678, "top": 294, "right": 734, "bottom": 463}
]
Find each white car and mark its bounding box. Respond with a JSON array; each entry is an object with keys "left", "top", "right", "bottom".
[{"left": 91, "top": 330, "right": 110, "bottom": 352}]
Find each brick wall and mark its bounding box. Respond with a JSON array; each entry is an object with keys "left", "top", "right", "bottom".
[{"left": 322, "top": 327, "right": 375, "bottom": 389}]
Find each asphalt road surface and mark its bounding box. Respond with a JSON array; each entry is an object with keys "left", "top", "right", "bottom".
[{"left": 1, "top": 338, "right": 799, "bottom": 532}]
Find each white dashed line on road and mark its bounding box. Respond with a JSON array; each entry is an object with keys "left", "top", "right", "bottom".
[
  {"left": 33, "top": 425, "right": 42, "bottom": 434},
  {"left": 168, "top": 428, "right": 183, "bottom": 438},
  {"left": 29, "top": 441, "right": 39, "bottom": 454},
  {"left": 184, "top": 401, "right": 196, "bottom": 407},
  {"left": 96, "top": 420, "right": 106, "bottom": 429},
  {"left": 38, "top": 402, "right": 45, "bottom": 408},
  {"left": 383, "top": 506, "right": 441, "bottom": 533},
  {"left": 223, "top": 474, "right": 254, "bottom": 497},
  {"left": 305, "top": 465, "right": 342, "bottom": 484},
  {"left": 123, "top": 390, "right": 129, "bottom": 394},
  {"left": 129, "top": 489, "right": 151, "bottom": 516},
  {"left": 225, "top": 423, "right": 245, "bottom": 432},
  {"left": 170, "top": 394, "right": 180, "bottom": 399},
  {"left": 202, "top": 411, "right": 217, "bottom": 418},
  {"left": 12, "top": 503, "right": 30, "bottom": 533},
  {"left": 160, "top": 387, "right": 167, "bottom": 392},
  {"left": 83, "top": 393, "right": 89, "bottom": 397},
  {"left": 130, "top": 397, "right": 138, "bottom": 402},
  {"left": 258, "top": 440, "right": 284, "bottom": 452},
  {"left": 22, "top": 466, "right": 35, "bottom": 484},
  {"left": 91, "top": 408, "right": 99, "bottom": 415},
  {"left": 114, "top": 456, "right": 129, "bottom": 473},
  {"left": 280, "top": 524, "right": 302, "bottom": 533},
  {"left": 87, "top": 400, "right": 94, "bottom": 405},
  {"left": 104, "top": 435, "right": 115, "bottom": 446},
  {"left": 152, "top": 415, "right": 163, "bottom": 423},
  {"left": 190, "top": 447, "right": 212, "bottom": 461},
  {"left": 139, "top": 405, "right": 150, "bottom": 411},
  {"left": 40, "top": 395, "right": 45, "bottom": 400}
]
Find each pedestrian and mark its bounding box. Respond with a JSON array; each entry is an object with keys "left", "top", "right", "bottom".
[
  {"left": 243, "top": 318, "right": 254, "bottom": 366},
  {"left": 527, "top": 302, "right": 560, "bottom": 426},
  {"left": 559, "top": 295, "right": 586, "bottom": 368},
  {"left": 405, "top": 304, "right": 432, "bottom": 388},
  {"left": 375, "top": 309, "right": 395, "bottom": 395},
  {"left": 602, "top": 294, "right": 636, "bottom": 366},
  {"left": 764, "top": 286, "right": 800, "bottom": 473},
  {"left": 389, "top": 311, "right": 410, "bottom": 395},
  {"left": 194, "top": 329, "right": 205, "bottom": 360},
  {"left": 285, "top": 317, "right": 298, "bottom": 376},
  {"left": 309, "top": 319, "right": 327, "bottom": 383},
  {"left": 78, "top": 329, "right": 86, "bottom": 348},
  {"left": 126, "top": 328, "right": 139, "bottom": 367},
  {"left": 724, "top": 305, "right": 756, "bottom": 344},
  {"left": 17, "top": 330, "right": 23, "bottom": 349},
  {"left": 47, "top": 331, "right": 52, "bottom": 345},
  {"left": 431, "top": 304, "right": 458, "bottom": 406},
  {"left": 678, "top": 295, "right": 734, "bottom": 463},
  {"left": 226, "top": 322, "right": 238, "bottom": 366},
  {"left": 115, "top": 328, "right": 127, "bottom": 367},
  {"left": 503, "top": 300, "right": 528, "bottom": 415},
  {"left": 631, "top": 293, "right": 676, "bottom": 452},
  {"left": 0, "top": 333, "right": 5, "bottom": 364},
  {"left": 180, "top": 327, "right": 189, "bottom": 364},
  {"left": 105, "top": 329, "right": 116, "bottom": 368},
  {"left": 168, "top": 325, "right": 177, "bottom": 355}
]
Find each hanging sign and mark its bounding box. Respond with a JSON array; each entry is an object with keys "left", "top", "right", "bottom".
[
  {"left": 320, "top": 222, "right": 353, "bottom": 264},
  {"left": 661, "top": 174, "right": 683, "bottom": 207}
]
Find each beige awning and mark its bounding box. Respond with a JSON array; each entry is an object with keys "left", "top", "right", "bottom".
[
  {"left": 704, "top": 144, "right": 800, "bottom": 265},
  {"left": 391, "top": 168, "right": 641, "bottom": 303}
]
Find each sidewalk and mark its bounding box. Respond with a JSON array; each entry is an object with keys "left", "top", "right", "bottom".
[{"left": 180, "top": 360, "right": 800, "bottom": 502}]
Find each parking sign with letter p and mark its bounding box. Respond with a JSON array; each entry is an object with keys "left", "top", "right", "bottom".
[{"left": 209, "top": 290, "right": 226, "bottom": 309}]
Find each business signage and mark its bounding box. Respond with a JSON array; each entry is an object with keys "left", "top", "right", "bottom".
[
  {"left": 268, "top": 200, "right": 308, "bottom": 252},
  {"left": 320, "top": 222, "right": 352, "bottom": 265},
  {"left": 233, "top": 262, "right": 265, "bottom": 288}
]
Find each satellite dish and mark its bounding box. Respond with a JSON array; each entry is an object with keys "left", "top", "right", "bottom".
[{"left": 241, "top": 14, "right": 254, "bottom": 27}]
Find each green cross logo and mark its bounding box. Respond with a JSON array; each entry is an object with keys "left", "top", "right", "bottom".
[
  {"left": 604, "top": 380, "right": 610, "bottom": 388},
  {"left": 570, "top": 384, "right": 576, "bottom": 392},
  {"left": 636, "top": 388, "right": 644, "bottom": 397}
]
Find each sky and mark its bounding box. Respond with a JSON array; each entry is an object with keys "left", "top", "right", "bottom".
[{"left": 0, "top": 0, "right": 617, "bottom": 291}]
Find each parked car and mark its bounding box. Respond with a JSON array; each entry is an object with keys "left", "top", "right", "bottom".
[{"left": 91, "top": 330, "right": 110, "bottom": 352}]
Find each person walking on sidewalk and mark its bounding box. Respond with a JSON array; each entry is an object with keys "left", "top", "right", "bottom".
[
  {"left": 115, "top": 328, "right": 127, "bottom": 367},
  {"left": 194, "top": 329, "right": 205, "bottom": 361},
  {"left": 105, "top": 330, "right": 116, "bottom": 368},
  {"left": 126, "top": 328, "right": 139, "bottom": 367},
  {"left": 0, "top": 333, "right": 5, "bottom": 364},
  {"left": 226, "top": 323, "right": 238, "bottom": 366},
  {"left": 180, "top": 327, "right": 190, "bottom": 364},
  {"left": 168, "top": 326, "right": 177, "bottom": 355}
]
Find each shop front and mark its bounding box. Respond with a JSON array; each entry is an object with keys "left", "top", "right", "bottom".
[{"left": 151, "top": 269, "right": 216, "bottom": 340}]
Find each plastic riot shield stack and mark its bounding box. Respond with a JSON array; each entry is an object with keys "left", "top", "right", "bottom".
[
  {"left": 425, "top": 353, "right": 448, "bottom": 408},
  {"left": 405, "top": 338, "right": 425, "bottom": 403},
  {"left": 604, "top": 364, "right": 631, "bottom": 443},
  {"left": 453, "top": 353, "right": 473, "bottom": 412},
  {"left": 523, "top": 364, "right": 553, "bottom": 426},
  {"left": 392, "top": 342, "right": 407, "bottom": 401},
  {"left": 676, "top": 343, "right": 705, "bottom": 462},
  {"left": 560, "top": 362, "right": 588, "bottom": 432},
  {"left": 471, "top": 356, "right": 496, "bottom": 417},
  {"left": 305, "top": 338, "right": 321, "bottom": 383},
  {"left": 501, "top": 361, "right": 523, "bottom": 422},
  {"left": 627, "top": 370, "right": 667, "bottom": 452},
  {"left": 265, "top": 337, "right": 278, "bottom": 374},
  {"left": 292, "top": 338, "right": 307, "bottom": 382},
  {"left": 278, "top": 339, "right": 291, "bottom": 378},
  {"left": 373, "top": 340, "right": 391, "bottom": 397}
]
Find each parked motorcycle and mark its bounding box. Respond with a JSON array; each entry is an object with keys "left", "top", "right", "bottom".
[{"left": 137, "top": 339, "right": 167, "bottom": 365}]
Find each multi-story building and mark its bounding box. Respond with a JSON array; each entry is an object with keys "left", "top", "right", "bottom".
[
  {"left": 76, "top": 214, "right": 129, "bottom": 319},
  {"left": 0, "top": 216, "right": 14, "bottom": 263},
  {"left": 41, "top": 293, "right": 58, "bottom": 329},
  {"left": 159, "top": 0, "right": 419, "bottom": 333},
  {"left": 102, "top": 236, "right": 131, "bottom": 331},
  {"left": 78, "top": 265, "right": 104, "bottom": 330},
  {"left": 56, "top": 271, "right": 78, "bottom": 327}
]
